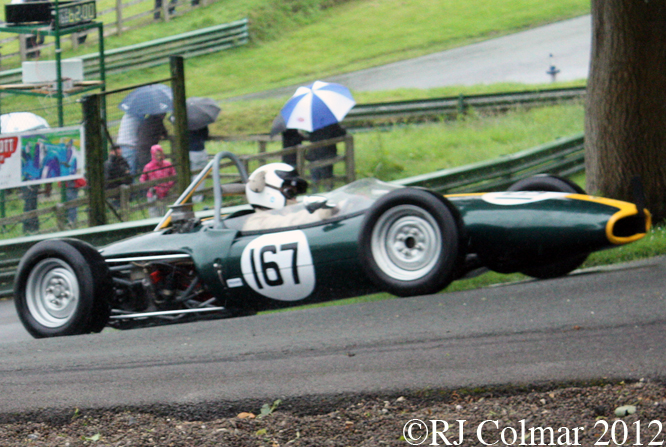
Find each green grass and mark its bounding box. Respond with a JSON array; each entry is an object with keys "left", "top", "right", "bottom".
[{"left": 206, "top": 99, "right": 586, "bottom": 181}]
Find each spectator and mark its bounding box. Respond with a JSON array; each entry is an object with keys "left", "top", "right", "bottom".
[
  {"left": 140, "top": 145, "right": 176, "bottom": 218},
  {"left": 61, "top": 139, "right": 82, "bottom": 226},
  {"left": 136, "top": 113, "right": 168, "bottom": 175},
  {"left": 21, "top": 185, "right": 39, "bottom": 234},
  {"left": 62, "top": 178, "right": 86, "bottom": 228},
  {"left": 12, "top": 0, "right": 45, "bottom": 58},
  {"left": 306, "top": 123, "right": 346, "bottom": 192},
  {"left": 188, "top": 125, "right": 209, "bottom": 203},
  {"left": 104, "top": 145, "right": 132, "bottom": 190},
  {"left": 117, "top": 113, "right": 143, "bottom": 176},
  {"left": 154, "top": 0, "right": 176, "bottom": 19},
  {"left": 281, "top": 129, "right": 304, "bottom": 167}
]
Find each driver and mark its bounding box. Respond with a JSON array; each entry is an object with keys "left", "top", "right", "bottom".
[{"left": 242, "top": 163, "right": 337, "bottom": 231}]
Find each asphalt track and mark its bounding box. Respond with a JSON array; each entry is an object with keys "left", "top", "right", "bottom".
[
  {"left": 237, "top": 14, "right": 591, "bottom": 101},
  {"left": 0, "top": 257, "right": 664, "bottom": 414}
]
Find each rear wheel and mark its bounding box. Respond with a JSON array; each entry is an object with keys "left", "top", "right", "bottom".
[
  {"left": 358, "top": 188, "right": 464, "bottom": 297},
  {"left": 14, "top": 239, "right": 112, "bottom": 338},
  {"left": 508, "top": 175, "right": 589, "bottom": 279},
  {"left": 507, "top": 174, "right": 585, "bottom": 194}
]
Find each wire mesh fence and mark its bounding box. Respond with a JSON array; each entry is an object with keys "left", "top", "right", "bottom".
[
  {"left": 0, "top": 93, "right": 86, "bottom": 238},
  {"left": 0, "top": 56, "right": 356, "bottom": 240}
]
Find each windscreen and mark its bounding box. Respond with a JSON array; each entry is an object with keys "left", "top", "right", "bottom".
[{"left": 224, "top": 178, "right": 402, "bottom": 232}]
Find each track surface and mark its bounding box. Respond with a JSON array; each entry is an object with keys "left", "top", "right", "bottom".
[
  {"left": 0, "top": 257, "right": 664, "bottom": 414},
  {"left": 236, "top": 15, "right": 591, "bottom": 101}
]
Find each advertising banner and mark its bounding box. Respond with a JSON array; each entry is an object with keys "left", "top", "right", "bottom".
[{"left": 0, "top": 126, "right": 85, "bottom": 190}]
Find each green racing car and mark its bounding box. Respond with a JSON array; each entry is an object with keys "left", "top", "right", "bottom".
[{"left": 13, "top": 152, "right": 651, "bottom": 338}]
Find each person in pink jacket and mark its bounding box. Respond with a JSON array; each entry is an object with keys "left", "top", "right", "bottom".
[{"left": 140, "top": 144, "right": 176, "bottom": 217}]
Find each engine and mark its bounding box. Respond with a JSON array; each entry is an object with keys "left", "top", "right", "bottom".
[{"left": 105, "top": 255, "right": 226, "bottom": 329}]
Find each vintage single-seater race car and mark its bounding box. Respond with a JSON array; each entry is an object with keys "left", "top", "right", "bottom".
[{"left": 14, "top": 152, "right": 651, "bottom": 338}]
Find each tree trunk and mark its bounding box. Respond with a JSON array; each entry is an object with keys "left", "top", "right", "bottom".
[{"left": 585, "top": 0, "right": 666, "bottom": 222}]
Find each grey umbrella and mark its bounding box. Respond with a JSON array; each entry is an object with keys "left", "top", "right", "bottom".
[
  {"left": 119, "top": 84, "right": 173, "bottom": 117},
  {"left": 270, "top": 114, "right": 287, "bottom": 137},
  {"left": 186, "top": 97, "right": 221, "bottom": 130}
]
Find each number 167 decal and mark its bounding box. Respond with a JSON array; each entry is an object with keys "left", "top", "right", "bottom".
[{"left": 240, "top": 230, "right": 316, "bottom": 301}]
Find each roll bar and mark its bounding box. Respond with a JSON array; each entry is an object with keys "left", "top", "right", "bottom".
[{"left": 154, "top": 151, "right": 248, "bottom": 231}]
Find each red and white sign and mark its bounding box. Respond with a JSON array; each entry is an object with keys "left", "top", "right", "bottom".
[{"left": 0, "top": 136, "right": 18, "bottom": 165}]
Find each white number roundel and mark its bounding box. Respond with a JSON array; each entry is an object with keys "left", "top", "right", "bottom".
[
  {"left": 240, "top": 230, "right": 316, "bottom": 301},
  {"left": 482, "top": 191, "right": 568, "bottom": 206}
]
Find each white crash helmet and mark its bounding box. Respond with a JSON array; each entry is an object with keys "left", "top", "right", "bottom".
[{"left": 246, "top": 163, "right": 308, "bottom": 209}]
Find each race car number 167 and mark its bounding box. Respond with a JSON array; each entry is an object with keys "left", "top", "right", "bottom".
[{"left": 240, "top": 230, "right": 316, "bottom": 301}]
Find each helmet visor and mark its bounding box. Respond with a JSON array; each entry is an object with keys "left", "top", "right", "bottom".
[{"left": 275, "top": 168, "right": 308, "bottom": 199}]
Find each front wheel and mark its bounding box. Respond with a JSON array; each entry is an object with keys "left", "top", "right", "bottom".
[
  {"left": 358, "top": 188, "right": 464, "bottom": 297},
  {"left": 14, "top": 239, "right": 112, "bottom": 338}
]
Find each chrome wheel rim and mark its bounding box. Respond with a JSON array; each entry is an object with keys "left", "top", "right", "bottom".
[
  {"left": 26, "top": 258, "right": 80, "bottom": 328},
  {"left": 371, "top": 205, "right": 442, "bottom": 281}
]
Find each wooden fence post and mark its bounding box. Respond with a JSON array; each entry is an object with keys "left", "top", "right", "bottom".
[
  {"left": 116, "top": 0, "right": 123, "bottom": 35},
  {"left": 119, "top": 185, "right": 130, "bottom": 221},
  {"left": 82, "top": 94, "right": 107, "bottom": 226},
  {"left": 170, "top": 55, "right": 190, "bottom": 195},
  {"left": 344, "top": 135, "right": 355, "bottom": 184}
]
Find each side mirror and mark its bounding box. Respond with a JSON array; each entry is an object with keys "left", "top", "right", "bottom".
[{"left": 303, "top": 195, "right": 336, "bottom": 214}]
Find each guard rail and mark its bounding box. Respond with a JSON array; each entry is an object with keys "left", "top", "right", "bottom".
[
  {"left": 0, "top": 19, "right": 249, "bottom": 85},
  {"left": 395, "top": 133, "right": 585, "bottom": 193},
  {"left": 344, "top": 87, "right": 586, "bottom": 125}
]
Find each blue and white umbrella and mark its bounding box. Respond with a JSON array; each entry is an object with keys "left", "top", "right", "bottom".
[
  {"left": 280, "top": 81, "right": 355, "bottom": 132},
  {"left": 119, "top": 84, "right": 173, "bottom": 117}
]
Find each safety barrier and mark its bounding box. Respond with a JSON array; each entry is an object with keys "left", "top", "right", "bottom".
[
  {"left": 0, "top": 19, "right": 249, "bottom": 84},
  {"left": 344, "top": 87, "right": 586, "bottom": 125},
  {"left": 395, "top": 133, "right": 584, "bottom": 193}
]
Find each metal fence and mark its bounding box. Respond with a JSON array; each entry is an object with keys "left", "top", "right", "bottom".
[
  {"left": 343, "top": 86, "right": 586, "bottom": 126},
  {"left": 395, "top": 133, "right": 584, "bottom": 192},
  {"left": 0, "top": 19, "right": 249, "bottom": 85}
]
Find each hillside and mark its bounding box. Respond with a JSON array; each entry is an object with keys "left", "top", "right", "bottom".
[{"left": 37, "top": 0, "right": 591, "bottom": 100}]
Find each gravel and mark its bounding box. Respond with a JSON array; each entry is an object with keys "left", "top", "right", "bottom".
[{"left": 1, "top": 380, "right": 665, "bottom": 446}]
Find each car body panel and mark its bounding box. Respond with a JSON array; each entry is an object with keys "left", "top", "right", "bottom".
[{"left": 99, "top": 182, "right": 648, "bottom": 310}]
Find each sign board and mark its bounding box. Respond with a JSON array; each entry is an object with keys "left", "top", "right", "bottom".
[
  {"left": 4, "top": 0, "right": 96, "bottom": 27},
  {"left": 0, "top": 126, "right": 85, "bottom": 190},
  {"left": 57, "top": 0, "right": 96, "bottom": 27},
  {"left": 4, "top": 2, "right": 52, "bottom": 25}
]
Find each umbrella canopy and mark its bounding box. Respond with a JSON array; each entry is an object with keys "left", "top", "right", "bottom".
[
  {"left": 119, "top": 84, "right": 173, "bottom": 117},
  {"left": 0, "top": 112, "right": 50, "bottom": 133},
  {"left": 280, "top": 81, "right": 355, "bottom": 132},
  {"left": 269, "top": 114, "right": 287, "bottom": 137},
  {"left": 186, "top": 97, "right": 221, "bottom": 130}
]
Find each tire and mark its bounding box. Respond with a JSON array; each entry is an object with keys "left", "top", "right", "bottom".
[
  {"left": 508, "top": 175, "right": 588, "bottom": 279},
  {"left": 358, "top": 188, "right": 464, "bottom": 297},
  {"left": 14, "top": 239, "right": 112, "bottom": 338},
  {"left": 507, "top": 174, "right": 586, "bottom": 194}
]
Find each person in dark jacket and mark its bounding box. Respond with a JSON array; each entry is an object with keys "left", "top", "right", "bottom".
[
  {"left": 307, "top": 123, "right": 346, "bottom": 192},
  {"left": 136, "top": 113, "right": 168, "bottom": 173},
  {"left": 188, "top": 125, "right": 210, "bottom": 203},
  {"left": 104, "top": 145, "right": 132, "bottom": 190},
  {"left": 281, "top": 129, "right": 304, "bottom": 167}
]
